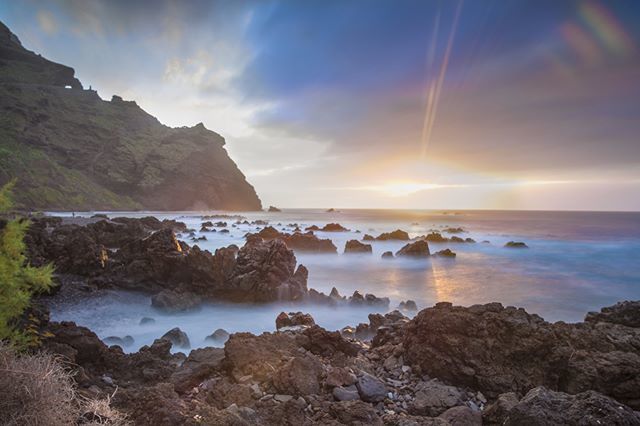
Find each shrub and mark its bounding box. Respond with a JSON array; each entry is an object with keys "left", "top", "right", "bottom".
[
  {"left": 0, "top": 343, "right": 130, "bottom": 426},
  {"left": 0, "top": 180, "right": 54, "bottom": 345}
]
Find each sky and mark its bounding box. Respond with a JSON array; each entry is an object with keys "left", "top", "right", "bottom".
[{"left": 2, "top": 0, "right": 640, "bottom": 211}]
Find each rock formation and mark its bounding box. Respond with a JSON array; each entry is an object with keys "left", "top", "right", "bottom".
[{"left": 0, "top": 21, "right": 261, "bottom": 211}]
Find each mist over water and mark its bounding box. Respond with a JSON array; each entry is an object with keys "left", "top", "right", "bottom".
[{"left": 48, "top": 209, "right": 640, "bottom": 352}]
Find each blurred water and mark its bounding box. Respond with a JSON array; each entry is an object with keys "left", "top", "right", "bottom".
[{"left": 48, "top": 209, "right": 640, "bottom": 352}]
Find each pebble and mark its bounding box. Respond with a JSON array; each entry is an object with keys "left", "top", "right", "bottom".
[{"left": 274, "top": 394, "right": 294, "bottom": 403}]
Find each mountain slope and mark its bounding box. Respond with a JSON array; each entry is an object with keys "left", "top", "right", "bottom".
[{"left": 0, "top": 21, "right": 262, "bottom": 211}]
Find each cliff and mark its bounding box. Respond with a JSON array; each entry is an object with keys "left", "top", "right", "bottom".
[{"left": 0, "top": 21, "right": 262, "bottom": 211}]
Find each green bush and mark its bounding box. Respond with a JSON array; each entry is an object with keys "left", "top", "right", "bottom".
[{"left": 0, "top": 180, "right": 54, "bottom": 345}]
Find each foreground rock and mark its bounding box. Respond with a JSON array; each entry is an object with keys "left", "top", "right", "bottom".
[
  {"left": 585, "top": 300, "right": 640, "bottom": 328},
  {"left": 403, "top": 301, "right": 640, "bottom": 409},
  {"left": 484, "top": 386, "right": 640, "bottom": 425},
  {"left": 34, "top": 299, "right": 640, "bottom": 425}
]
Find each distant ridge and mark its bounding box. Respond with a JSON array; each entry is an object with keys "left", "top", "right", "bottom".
[{"left": 0, "top": 21, "right": 262, "bottom": 211}]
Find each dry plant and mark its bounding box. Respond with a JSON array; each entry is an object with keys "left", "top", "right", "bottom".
[{"left": 0, "top": 343, "right": 130, "bottom": 426}]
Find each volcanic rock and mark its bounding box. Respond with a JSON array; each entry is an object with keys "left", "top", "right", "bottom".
[
  {"left": 396, "top": 240, "right": 430, "bottom": 257},
  {"left": 161, "top": 328, "right": 191, "bottom": 349},
  {"left": 375, "top": 230, "right": 410, "bottom": 240},
  {"left": 344, "top": 239, "right": 373, "bottom": 254}
]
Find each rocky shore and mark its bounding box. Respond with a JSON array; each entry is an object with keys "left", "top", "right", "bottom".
[
  {"left": 22, "top": 216, "right": 640, "bottom": 425},
  {"left": 30, "top": 299, "right": 640, "bottom": 425}
]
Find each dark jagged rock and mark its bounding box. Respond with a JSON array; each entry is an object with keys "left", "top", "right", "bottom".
[
  {"left": 151, "top": 289, "right": 201, "bottom": 312},
  {"left": 585, "top": 300, "right": 640, "bottom": 328},
  {"left": 362, "top": 234, "right": 375, "bottom": 241},
  {"left": 0, "top": 22, "right": 261, "bottom": 211},
  {"left": 348, "top": 291, "right": 390, "bottom": 307},
  {"left": 434, "top": 248, "right": 456, "bottom": 257},
  {"left": 344, "top": 239, "right": 372, "bottom": 254},
  {"left": 396, "top": 240, "right": 430, "bottom": 257},
  {"left": 356, "top": 372, "right": 387, "bottom": 402},
  {"left": 28, "top": 217, "right": 317, "bottom": 304},
  {"left": 170, "top": 347, "right": 225, "bottom": 393},
  {"left": 224, "top": 239, "right": 309, "bottom": 302},
  {"left": 161, "top": 327, "right": 191, "bottom": 349},
  {"left": 398, "top": 300, "right": 418, "bottom": 311},
  {"left": 267, "top": 206, "right": 282, "bottom": 212},
  {"left": 252, "top": 226, "right": 337, "bottom": 253},
  {"left": 104, "top": 335, "right": 134, "bottom": 347},
  {"left": 205, "top": 328, "right": 230, "bottom": 344},
  {"left": 381, "top": 251, "right": 394, "bottom": 259},
  {"left": 35, "top": 299, "right": 640, "bottom": 426},
  {"left": 321, "top": 223, "right": 349, "bottom": 232},
  {"left": 375, "top": 230, "right": 410, "bottom": 240},
  {"left": 488, "top": 386, "right": 640, "bottom": 426},
  {"left": 424, "top": 232, "right": 449, "bottom": 243},
  {"left": 403, "top": 301, "right": 640, "bottom": 408},
  {"left": 505, "top": 241, "right": 528, "bottom": 248},
  {"left": 275, "top": 311, "right": 316, "bottom": 329},
  {"left": 443, "top": 227, "right": 465, "bottom": 234}
]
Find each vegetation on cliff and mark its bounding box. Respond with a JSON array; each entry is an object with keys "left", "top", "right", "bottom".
[{"left": 0, "top": 21, "right": 261, "bottom": 211}]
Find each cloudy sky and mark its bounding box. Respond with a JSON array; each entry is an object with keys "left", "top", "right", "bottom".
[{"left": 2, "top": 0, "right": 639, "bottom": 210}]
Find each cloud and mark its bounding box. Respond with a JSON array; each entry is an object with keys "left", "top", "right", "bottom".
[{"left": 36, "top": 10, "right": 58, "bottom": 35}]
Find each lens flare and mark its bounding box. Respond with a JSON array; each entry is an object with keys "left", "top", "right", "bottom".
[{"left": 580, "top": 2, "right": 636, "bottom": 58}]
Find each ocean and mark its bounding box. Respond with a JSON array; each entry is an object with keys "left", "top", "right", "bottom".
[{"left": 47, "top": 209, "right": 640, "bottom": 352}]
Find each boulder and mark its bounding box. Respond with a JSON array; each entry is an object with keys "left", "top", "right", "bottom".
[
  {"left": 272, "top": 355, "right": 324, "bottom": 396},
  {"left": 362, "top": 234, "right": 375, "bottom": 241},
  {"left": 302, "top": 325, "right": 360, "bottom": 357},
  {"left": 333, "top": 385, "right": 360, "bottom": 401},
  {"left": 434, "top": 248, "right": 456, "bottom": 257},
  {"left": 381, "top": 251, "right": 394, "bottom": 259},
  {"left": 161, "top": 328, "right": 190, "bottom": 349},
  {"left": 375, "top": 229, "right": 410, "bottom": 240},
  {"left": 398, "top": 300, "right": 418, "bottom": 311},
  {"left": 275, "top": 311, "right": 316, "bottom": 329},
  {"left": 504, "top": 241, "right": 528, "bottom": 248},
  {"left": 403, "top": 302, "right": 640, "bottom": 408},
  {"left": 151, "top": 289, "right": 200, "bottom": 312},
  {"left": 396, "top": 240, "right": 430, "bottom": 257},
  {"left": 423, "top": 232, "right": 448, "bottom": 242},
  {"left": 103, "top": 335, "right": 134, "bottom": 347},
  {"left": 268, "top": 206, "right": 282, "bottom": 212},
  {"left": 409, "top": 380, "right": 465, "bottom": 416},
  {"left": 204, "top": 328, "right": 230, "bottom": 344},
  {"left": 439, "top": 406, "right": 482, "bottom": 425},
  {"left": 170, "top": 347, "right": 225, "bottom": 393},
  {"left": 224, "top": 239, "right": 309, "bottom": 302},
  {"left": 344, "top": 240, "right": 372, "bottom": 254},
  {"left": 585, "top": 300, "right": 640, "bottom": 328},
  {"left": 140, "top": 317, "right": 156, "bottom": 325},
  {"left": 356, "top": 372, "right": 387, "bottom": 402},
  {"left": 321, "top": 223, "right": 349, "bottom": 232},
  {"left": 497, "top": 387, "right": 640, "bottom": 426}
]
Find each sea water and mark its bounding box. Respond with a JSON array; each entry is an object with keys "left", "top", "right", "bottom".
[{"left": 47, "top": 209, "right": 640, "bottom": 352}]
